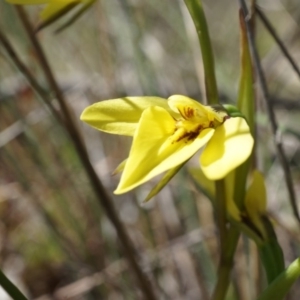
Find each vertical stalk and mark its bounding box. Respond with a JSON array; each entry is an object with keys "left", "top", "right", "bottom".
[
  {"left": 14, "top": 7, "right": 156, "bottom": 300},
  {"left": 183, "top": 0, "right": 218, "bottom": 104},
  {"left": 183, "top": 2, "right": 237, "bottom": 300},
  {"left": 211, "top": 228, "right": 240, "bottom": 300},
  {"left": 215, "top": 180, "right": 227, "bottom": 250}
]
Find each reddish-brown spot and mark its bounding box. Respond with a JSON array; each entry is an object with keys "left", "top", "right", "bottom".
[
  {"left": 172, "top": 124, "right": 203, "bottom": 143},
  {"left": 184, "top": 107, "right": 194, "bottom": 118}
]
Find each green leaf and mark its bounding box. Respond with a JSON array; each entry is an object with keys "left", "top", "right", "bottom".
[
  {"left": 232, "top": 9, "right": 255, "bottom": 211},
  {"left": 259, "top": 240, "right": 285, "bottom": 284},
  {"left": 258, "top": 218, "right": 285, "bottom": 283},
  {"left": 257, "top": 257, "right": 300, "bottom": 300},
  {"left": 237, "top": 9, "right": 254, "bottom": 134}
]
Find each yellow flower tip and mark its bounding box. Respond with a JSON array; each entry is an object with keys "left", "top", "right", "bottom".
[
  {"left": 113, "top": 188, "right": 125, "bottom": 195},
  {"left": 112, "top": 159, "right": 127, "bottom": 176},
  {"left": 113, "top": 182, "right": 137, "bottom": 195}
]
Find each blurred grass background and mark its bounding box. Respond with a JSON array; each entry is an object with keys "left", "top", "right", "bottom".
[{"left": 1, "top": 0, "right": 300, "bottom": 299}]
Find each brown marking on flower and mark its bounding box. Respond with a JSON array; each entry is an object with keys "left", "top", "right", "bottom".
[
  {"left": 184, "top": 107, "right": 194, "bottom": 119},
  {"left": 178, "top": 106, "right": 195, "bottom": 119},
  {"left": 172, "top": 124, "right": 203, "bottom": 143}
]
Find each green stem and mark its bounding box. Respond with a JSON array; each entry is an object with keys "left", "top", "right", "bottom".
[
  {"left": 212, "top": 228, "right": 240, "bottom": 300},
  {"left": 184, "top": 0, "right": 218, "bottom": 104},
  {"left": 211, "top": 180, "right": 237, "bottom": 300},
  {"left": 0, "top": 269, "right": 28, "bottom": 300},
  {"left": 215, "top": 180, "right": 227, "bottom": 249}
]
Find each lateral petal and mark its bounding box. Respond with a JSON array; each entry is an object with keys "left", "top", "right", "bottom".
[
  {"left": 115, "top": 106, "right": 214, "bottom": 194},
  {"left": 200, "top": 117, "right": 253, "bottom": 180},
  {"left": 40, "top": 0, "right": 79, "bottom": 21},
  {"left": 80, "top": 97, "right": 170, "bottom": 136},
  {"left": 245, "top": 170, "right": 267, "bottom": 217},
  {"left": 245, "top": 170, "right": 267, "bottom": 238},
  {"left": 143, "top": 162, "right": 185, "bottom": 203},
  {"left": 7, "top": 0, "right": 48, "bottom": 3}
]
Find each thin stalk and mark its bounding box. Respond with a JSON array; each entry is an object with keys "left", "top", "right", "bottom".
[
  {"left": 182, "top": 2, "right": 237, "bottom": 298},
  {"left": 255, "top": 6, "right": 300, "bottom": 80},
  {"left": 0, "top": 269, "right": 28, "bottom": 300},
  {"left": 0, "top": 28, "right": 62, "bottom": 125},
  {"left": 215, "top": 180, "right": 227, "bottom": 250},
  {"left": 238, "top": 0, "right": 300, "bottom": 223},
  {"left": 183, "top": 0, "right": 218, "bottom": 104},
  {"left": 15, "top": 7, "right": 156, "bottom": 300},
  {"left": 211, "top": 228, "right": 240, "bottom": 300},
  {"left": 211, "top": 181, "right": 235, "bottom": 300}
]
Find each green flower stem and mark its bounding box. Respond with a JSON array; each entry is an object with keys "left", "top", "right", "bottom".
[
  {"left": 215, "top": 180, "right": 227, "bottom": 249},
  {"left": 212, "top": 228, "right": 240, "bottom": 300},
  {"left": 212, "top": 180, "right": 238, "bottom": 300},
  {"left": 0, "top": 269, "right": 28, "bottom": 300},
  {"left": 184, "top": 0, "right": 218, "bottom": 104}
]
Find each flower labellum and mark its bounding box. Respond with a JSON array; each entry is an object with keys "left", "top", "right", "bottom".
[{"left": 81, "top": 95, "right": 254, "bottom": 194}]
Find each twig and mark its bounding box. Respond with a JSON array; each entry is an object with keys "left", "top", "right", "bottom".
[
  {"left": 0, "top": 269, "right": 28, "bottom": 300},
  {"left": 255, "top": 6, "right": 300, "bottom": 80},
  {"left": 14, "top": 6, "right": 157, "bottom": 300},
  {"left": 238, "top": 0, "right": 300, "bottom": 223},
  {"left": 0, "top": 28, "right": 63, "bottom": 125}
]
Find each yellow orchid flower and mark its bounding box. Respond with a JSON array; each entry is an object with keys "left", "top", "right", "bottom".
[
  {"left": 81, "top": 95, "right": 254, "bottom": 194},
  {"left": 7, "top": 0, "right": 95, "bottom": 31}
]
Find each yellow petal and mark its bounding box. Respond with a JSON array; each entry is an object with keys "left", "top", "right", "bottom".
[
  {"left": 245, "top": 170, "right": 267, "bottom": 238},
  {"left": 80, "top": 97, "right": 170, "bottom": 136},
  {"left": 245, "top": 170, "right": 267, "bottom": 217},
  {"left": 115, "top": 106, "right": 214, "bottom": 194},
  {"left": 224, "top": 171, "right": 241, "bottom": 221},
  {"left": 6, "top": 0, "right": 48, "bottom": 4},
  {"left": 200, "top": 117, "right": 254, "bottom": 180}
]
